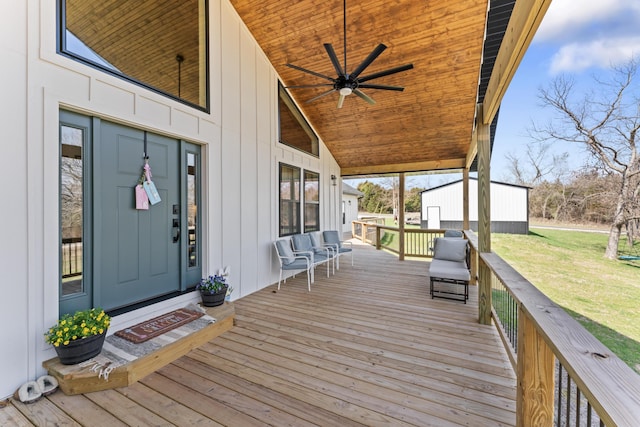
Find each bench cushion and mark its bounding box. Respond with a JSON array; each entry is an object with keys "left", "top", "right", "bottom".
[{"left": 429, "top": 259, "right": 470, "bottom": 282}]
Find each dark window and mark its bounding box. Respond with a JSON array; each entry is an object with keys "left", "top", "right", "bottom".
[
  {"left": 58, "top": 0, "right": 209, "bottom": 110},
  {"left": 304, "top": 171, "right": 320, "bottom": 232},
  {"left": 278, "top": 82, "right": 319, "bottom": 156},
  {"left": 279, "top": 163, "right": 300, "bottom": 236}
]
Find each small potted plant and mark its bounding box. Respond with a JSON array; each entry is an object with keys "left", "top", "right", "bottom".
[
  {"left": 44, "top": 308, "right": 111, "bottom": 365},
  {"left": 196, "top": 274, "right": 228, "bottom": 307}
]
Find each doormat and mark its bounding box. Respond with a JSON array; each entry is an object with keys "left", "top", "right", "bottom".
[{"left": 114, "top": 308, "right": 204, "bottom": 344}]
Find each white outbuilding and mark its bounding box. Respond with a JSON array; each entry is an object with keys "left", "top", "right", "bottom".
[
  {"left": 420, "top": 178, "right": 530, "bottom": 234},
  {"left": 342, "top": 182, "right": 363, "bottom": 234}
]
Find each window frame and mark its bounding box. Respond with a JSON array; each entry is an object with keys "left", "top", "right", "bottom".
[
  {"left": 278, "top": 82, "right": 319, "bottom": 157},
  {"left": 279, "top": 163, "right": 301, "bottom": 237},
  {"left": 303, "top": 170, "right": 320, "bottom": 233},
  {"left": 56, "top": 0, "right": 210, "bottom": 112}
]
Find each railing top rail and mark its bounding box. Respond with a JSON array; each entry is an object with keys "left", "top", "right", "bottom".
[
  {"left": 463, "top": 230, "right": 478, "bottom": 249},
  {"left": 480, "top": 251, "right": 640, "bottom": 426}
]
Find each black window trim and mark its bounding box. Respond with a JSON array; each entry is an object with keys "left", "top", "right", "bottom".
[
  {"left": 56, "top": 0, "right": 211, "bottom": 113},
  {"left": 279, "top": 162, "right": 301, "bottom": 237},
  {"left": 277, "top": 81, "right": 319, "bottom": 158},
  {"left": 303, "top": 170, "right": 320, "bottom": 233}
]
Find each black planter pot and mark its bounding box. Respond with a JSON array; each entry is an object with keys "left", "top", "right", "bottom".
[
  {"left": 54, "top": 331, "right": 107, "bottom": 365},
  {"left": 200, "top": 286, "right": 228, "bottom": 307}
]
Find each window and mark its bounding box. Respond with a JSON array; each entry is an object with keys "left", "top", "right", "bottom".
[
  {"left": 60, "top": 124, "right": 85, "bottom": 297},
  {"left": 278, "top": 82, "right": 319, "bottom": 156},
  {"left": 279, "top": 164, "right": 300, "bottom": 236},
  {"left": 58, "top": 0, "right": 209, "bottom": 110},
  {"left": 304, "top": 171, "right": 320, "bottom": 232},
  {"left": 186, "top": 152, "right": 198, "bottom": 268}
]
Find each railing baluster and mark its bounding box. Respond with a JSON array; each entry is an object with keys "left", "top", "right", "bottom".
[{"left": 557, "top": 363, "right": 563, "bottom": 427}]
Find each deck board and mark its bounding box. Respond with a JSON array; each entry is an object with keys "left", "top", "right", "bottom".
[{"left": 9, "top": 241, "right": 516, "bottom": 426}]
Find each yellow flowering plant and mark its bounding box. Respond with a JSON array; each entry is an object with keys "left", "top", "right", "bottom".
[{"left": 44, "top": 308, "right": 111, "bottom": 347}]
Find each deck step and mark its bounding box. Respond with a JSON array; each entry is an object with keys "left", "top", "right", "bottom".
[{"left": 43, "top": 302, "right": 235, "bottom": 395}]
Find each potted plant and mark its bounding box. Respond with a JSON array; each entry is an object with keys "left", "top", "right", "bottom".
[
  {"left": 44, "top": 308, "right": 110, "bottom": 365},
  {"left": 196, "top": 274, "right": 228, "bottom": 307}
]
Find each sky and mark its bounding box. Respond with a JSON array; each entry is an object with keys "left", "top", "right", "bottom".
[
  {"left": 489, "top": 0, "right": 640, "bottom": 179},
  {"left": 346, "top": 0, "right": 640, "bottom": 190}
]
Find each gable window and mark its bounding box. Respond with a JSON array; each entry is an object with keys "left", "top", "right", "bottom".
[
  {"left": 58, "top": 0, "right": 209, "bottom": 110},
  {"left": 304, "top": 171, "right": 320, "bottom": 232},
  {"left": 279, "top": 163, "right": 300, "bottom": 236},
  {"left": 278, "top": 82, "right": 319, "bottom": 157}
]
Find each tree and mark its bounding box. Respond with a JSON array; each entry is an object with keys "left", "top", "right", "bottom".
[
  {"left": 357, "top": 181, "right": 392, "bottom": 214},
  {"left": 535, "top": 58, "right": 640, "bottom": 259},
  {"left": 405, "top": 187, "right": 425, "bottom": 212}
]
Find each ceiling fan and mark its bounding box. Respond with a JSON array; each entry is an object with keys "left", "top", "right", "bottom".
[{"left": 285, "top": 0, "right": 414, "bottom": 108}]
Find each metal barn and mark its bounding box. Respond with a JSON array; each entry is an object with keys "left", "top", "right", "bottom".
[{"left": 421, "top": 178, "right": 529, "bottom": 234}]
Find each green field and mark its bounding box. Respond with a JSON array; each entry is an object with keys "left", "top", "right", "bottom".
[{"left": 491, "top": 228, "right": 640, "bottom": 373}]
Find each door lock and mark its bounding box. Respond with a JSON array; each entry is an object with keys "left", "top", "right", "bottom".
[{"left": 172, "top": 218, "right": 180, "bottom": 243}]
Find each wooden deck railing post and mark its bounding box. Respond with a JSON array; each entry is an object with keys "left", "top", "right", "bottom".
[
  {"left": 516, "top": 306, "right": 555, "bottom": 427},
  {"left": 398, "top": 173, "right": 405, "bottom": 261},
  {"left": 375, "top": 225, "right": 381, "bottom": 249},
  {"left": 477, "top": 103, "right": 492, "bottom": 325}
]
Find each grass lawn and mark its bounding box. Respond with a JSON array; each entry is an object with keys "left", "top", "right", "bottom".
[{"left": 491, "top": 228, "right": 640, "bottom": 373}]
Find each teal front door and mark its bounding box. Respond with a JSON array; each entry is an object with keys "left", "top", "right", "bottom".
[{"left": 96, "top": 123, "right": 181, "bottom": 310}]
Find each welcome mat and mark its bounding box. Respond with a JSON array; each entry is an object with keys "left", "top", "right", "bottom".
[{"left": 114, "top": 308, "right": 204, "bottom": 343}]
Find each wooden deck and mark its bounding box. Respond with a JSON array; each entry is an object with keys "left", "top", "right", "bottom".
[{"left": 4, "top": 241, "right": 516, "bottom": 426}]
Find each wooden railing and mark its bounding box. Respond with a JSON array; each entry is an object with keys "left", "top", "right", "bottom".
[
  {"left": 466, "top": 231, "right": 640, "bottom": 426},
  {"left": 352, "top": 222, "right": 640, "bottom": 425},
  {"left": 351, "top": 218, "right": 384, "bottom": 244},
  {"left": 61, "top": 237, "right": 82, "bottom": 278}
]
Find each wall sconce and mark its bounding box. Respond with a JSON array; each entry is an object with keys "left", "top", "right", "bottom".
[
  {"left": 348, "top": 200, "right": 351, "bottom": 205},
  {"left": 331, "top": 174, "right": 337, "bottom": 186}
]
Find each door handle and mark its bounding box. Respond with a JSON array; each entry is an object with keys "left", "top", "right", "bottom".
[{"left": 172, "top": 219, "right": 180, "bottom": 243}]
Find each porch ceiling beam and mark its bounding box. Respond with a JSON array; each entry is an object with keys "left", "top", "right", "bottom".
[
  {"left": 482, "top": 0, "right": 552, "bottom": 125},
  {"left": 340, "top": 158, "right": 465, "bottom": 177},
  {"left": 466, "top": 120, "right": 478, "bottom": 169}
]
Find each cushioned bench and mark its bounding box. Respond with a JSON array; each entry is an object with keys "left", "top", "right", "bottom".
[{"left": 429, "top": 237, "right": 470, "bottom": 303}]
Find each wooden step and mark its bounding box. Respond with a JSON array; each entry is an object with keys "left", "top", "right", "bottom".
[{"left": 43, "top": 302, "right": 235, "bottom": 395}]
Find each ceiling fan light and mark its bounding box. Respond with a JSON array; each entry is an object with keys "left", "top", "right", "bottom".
[{"left": 339, "top": 87, "right": 353, "bottom": 96}]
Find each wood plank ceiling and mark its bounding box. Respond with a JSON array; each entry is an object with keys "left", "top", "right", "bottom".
[
  {"left": 230, "top": 0, "right": 503, "bottom": 176},
  {"left": 67, "top": 0, "right": 521, "bottom": 177}
]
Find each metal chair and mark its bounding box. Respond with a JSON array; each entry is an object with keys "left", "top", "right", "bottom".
[{"left": 273, "top": 239, "right": 313, "bottom": 291}]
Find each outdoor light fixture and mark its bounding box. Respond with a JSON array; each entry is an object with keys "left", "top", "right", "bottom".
[
  {"left": 339, "top": 87, "right": 352, "bottom": 96},
  {"left": 331, "top": 174, "right": 337, "bottom": 186},
  {"left": 176, "top": 54, "right": 184, "bottom": 97}
]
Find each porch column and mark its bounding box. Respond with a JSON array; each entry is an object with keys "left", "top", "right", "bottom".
[
  {"left": 477, "top": 103, "right": 492, "bottom": 325},
  {"left": 398, "top": 173, "right": 405, "bottom": 261},
  {"left": 462, "top": 167, "right": 469, "bottom": 230},
  {"left": 516, "top": 307, "right": 555, "bottom": 426}
]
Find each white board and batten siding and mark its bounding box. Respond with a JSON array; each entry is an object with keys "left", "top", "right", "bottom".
[
  {"left": 421, "top": 178, "right": 529, "bottom": 234},
  {"left": 0, "top": 0, "right": 341, "bottom": 398}
]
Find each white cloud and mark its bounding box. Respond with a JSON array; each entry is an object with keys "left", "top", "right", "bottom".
[
  {"left": 549, "top": 37, "right": 640, "bottom": 74},
  {"left": 536, "top": 0, "right": 635, "bottom": 42},
  {"left": 533, "top": 0, "right": 640, "bottom": 74}
]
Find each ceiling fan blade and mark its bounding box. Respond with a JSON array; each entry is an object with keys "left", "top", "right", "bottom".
[
  {"left": 350, "top": 44, "right": 387, "bottom": 79},
  {"left": 324, "top": 43, "right": 345, "bottom": 77},
  {"left": 286, "top": 63, "right": 335, "bottom": 82},
  {"left": 337, "top": 94, "right": 346, "bottom": 109},
  {"left": 305, "top": 88, "right": 336, "bottom": 103},
  {"left": 358, "top": 63, "right": 414, "bottom": 83},
  {"left": 286, "top": 84, "right": 334, "bottom": 89},
  {"left": 353, "top": 89, "right": 376, "bottom": 105},
  {"left": 357, "top": 84, "right": 405, "bottom": 91}
]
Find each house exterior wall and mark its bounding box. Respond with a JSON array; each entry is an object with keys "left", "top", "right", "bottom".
[
  {"left": 0, "top": 0, "right": 340, "bottom": 398},
  {"left": 420, "top": 179, "right": 529, "bottom": 234},
  {"left": 342, "top": 193, "right": 360, "bottom": 234}
]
